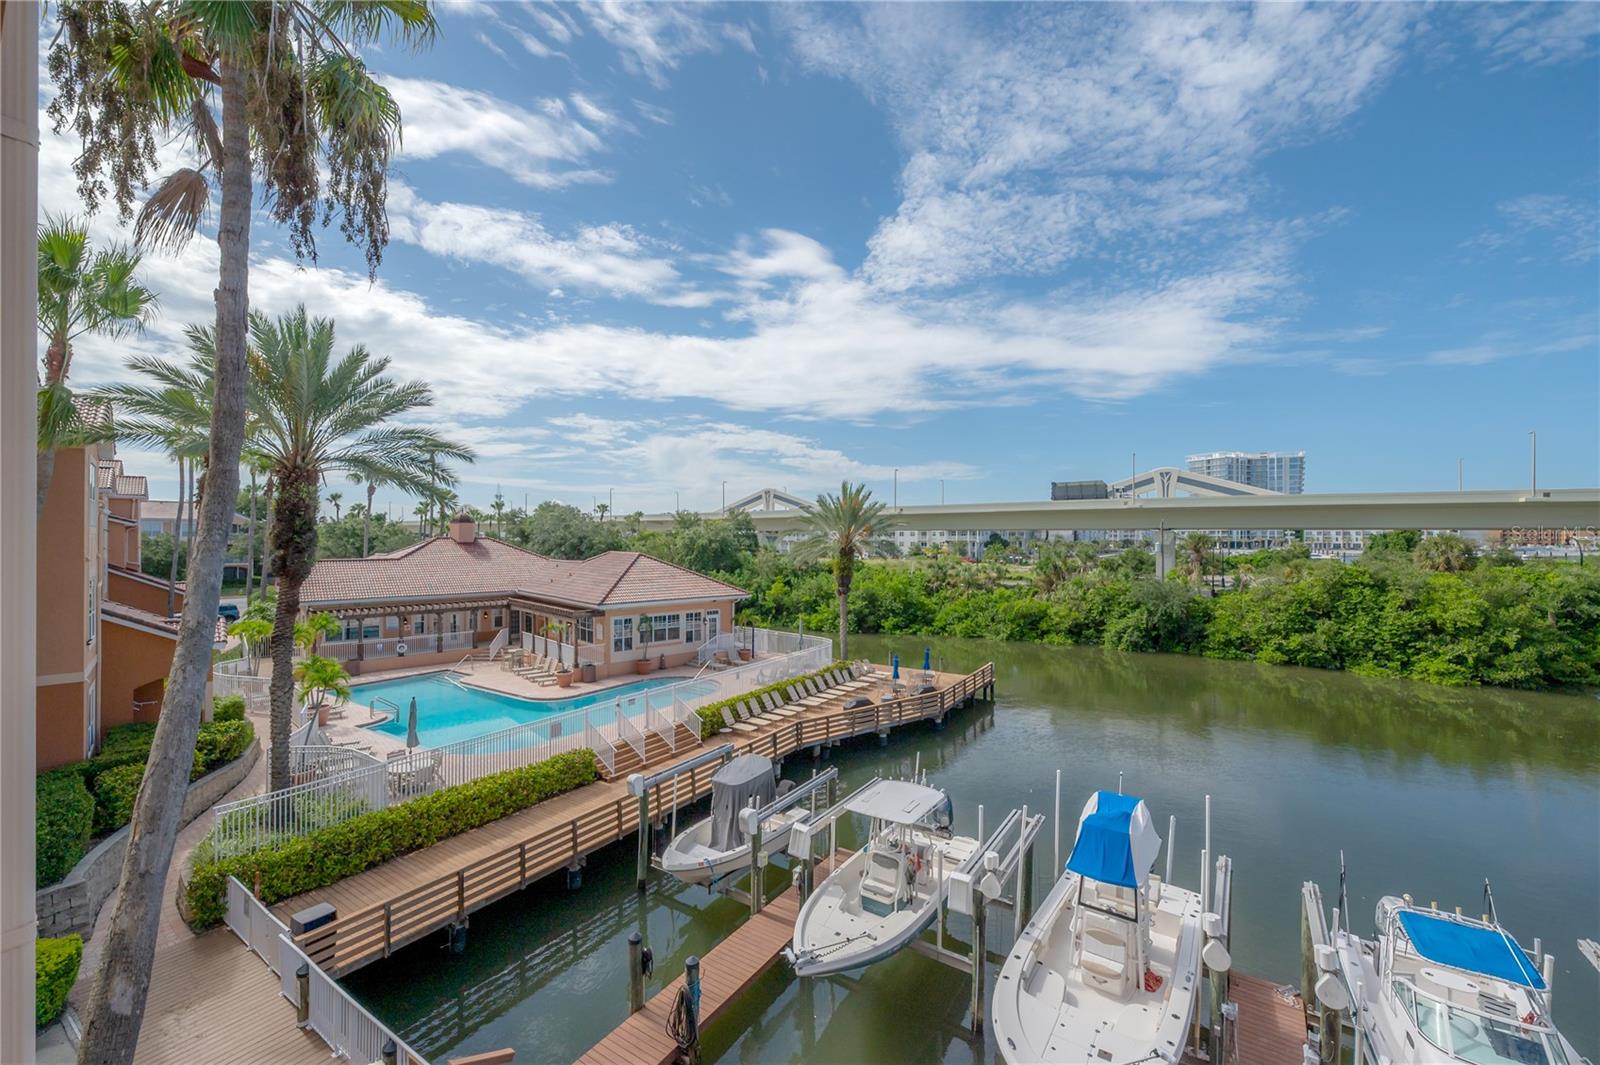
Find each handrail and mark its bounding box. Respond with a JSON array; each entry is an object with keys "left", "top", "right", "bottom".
[
  {"left": 584, "top": 708, "right": 616, "bottom": 775},
  {"left": 614, "top": 702, "right": 646, "bottom": 760},
  {"left": 487, "top": 627, "right": 509, "bottom": 660}
]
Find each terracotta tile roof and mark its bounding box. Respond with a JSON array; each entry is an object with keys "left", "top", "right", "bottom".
[
  {"left": 102, "top": 599, "right": 181, "bottom": 637},
  {"left": 97, "top": 460, "right": 148, "bottom": 498},
  {"left": 300, "top": 535, "right": 747, "bottom": 610}
]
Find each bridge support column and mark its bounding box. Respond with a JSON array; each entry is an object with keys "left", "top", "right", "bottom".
[{"left": 1157, "top": 527, "right": 1176, "bottom": 580}]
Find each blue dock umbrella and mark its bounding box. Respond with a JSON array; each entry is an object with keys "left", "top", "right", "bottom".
[
  {"left": 891, "top": 653, "right": 900, "bottom": 681},
  {"left": 406, "top": 697, "right": 420, "bottom": 748},
  {"left": 922, "top": 647, "right": 931, "bottom": 673}
]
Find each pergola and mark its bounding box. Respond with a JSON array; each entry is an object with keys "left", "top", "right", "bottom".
[{"left": 315, "top": 593, "right": 601, "bottom": 660}]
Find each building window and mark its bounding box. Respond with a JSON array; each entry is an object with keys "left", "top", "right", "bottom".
[
  {"left": 576, "top": 616, "right": 594, "bottom": 644},
  {"left": 684, "top": 611, "right": 703, "bottom": 644},
  {"left": 648, "top": 613, "right": 681, "bottom": 642},
  {"left": 449, "top": 613, "right": 460, "bottom": 634},
  {"left": 492, "top": 609, "right": 503, "bottom": 628},
  {"left": 612, "top": 616, "right": 633, "bottom": 653}
]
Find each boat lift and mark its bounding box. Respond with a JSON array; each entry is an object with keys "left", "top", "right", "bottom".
[
  {"left": 628, "top": 743, "right": 735, "bottom": 890},
  {"left": 784, "top": 772, "right": 1046, "bottom": 1034}
]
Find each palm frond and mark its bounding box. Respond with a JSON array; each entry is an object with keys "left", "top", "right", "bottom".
[{"left": 134, "top": 167, "right": 211, "bottom": 253}]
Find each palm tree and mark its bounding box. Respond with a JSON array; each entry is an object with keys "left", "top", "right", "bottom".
[
  {"left": 491, "top": 489, "right": 507, "bottom": 538},
  {"left": 1178, "top": 531, "right": 1216, "bottom": 592},
  {"left": 349, "top": 471, "right": 389, "bottom": 556},
  {"left": 36, "top": 215, "right": 158, "bottom": 516},
  {"left": 327, "top": 489, "right": 343, "bottom": 521},
  {"left": 413, "top": 499, "right": 434, "bottom": 536},
  {"left": 293, "top": 654, "right": 351, "bottom": 710},
  {"left": 94, "top": 343, "right": 216, "bottom": 615},
  {"left": 790, "top": 482, "right": 900, "bottom": 658},
  {"left": 53, "top": 5, "right": 438, "bottom": 1054},
  {"left": 1414, "top": 533, "right": 1479, "bottom": 574},
  {"left": 247, "top": 306, "right": 471, "bottom": 790}
]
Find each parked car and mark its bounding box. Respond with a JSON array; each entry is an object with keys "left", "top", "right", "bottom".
[{"left": 217, "top": 603, "right": 240, "bottom": 623}]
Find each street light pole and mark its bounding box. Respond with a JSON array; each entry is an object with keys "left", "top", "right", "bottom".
[
  {"left": 940, "top": 479, "right": 945, "bottom": 505},
  {"left": 1457, "top": 458, "right": 1463, "bottom": 493},
  {"left": 1529, "top": 431, "right": 1537, "bottom": 494},
  {"left": 721, "top": 481, "right": 727, "bottom": 512},
  {"left": 893, "top": 468, "right": 898, "bottom": 509}
]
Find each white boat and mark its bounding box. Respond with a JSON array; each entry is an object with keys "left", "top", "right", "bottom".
[
  {"left": 992, "top": 791, "right": 1207, "bottom": 1065},
  {"left": 1325, "top": 893, "right": 1586, "bottom": 1065},
  {"left": 659, "top": 754, "right": 809, "bottom": 885},
  {"left": 786, "top": 778, "right": 979, "bottom": 977}
]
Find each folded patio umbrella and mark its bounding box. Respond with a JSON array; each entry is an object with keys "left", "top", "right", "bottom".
[
  {"left": 406, "top": 697, "right": 420, "bottom": 748},
  {"left": 891, "top": 653, "right": 899, "bottom": 680},
  {"left": 923, "top": 647, "right": 931, "bottom": 672}
]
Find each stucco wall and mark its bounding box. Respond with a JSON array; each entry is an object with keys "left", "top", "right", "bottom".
[
  {"left": 37, "top": 447, "right": 89, "bottom": 679},
  {"left": 34, "top": 738, "right": 260, "bottom": 939},
  {"left": 595, "top": 600, "right": 735, "bottom": 670},
  {"left": 35, "top": 680, "right": 84, "bottom": 771},
  {"left": 106, "top": 568, "right": 181, "bottom": 616},
  {"left": 99, "top": 617, "right": 178, "bottom": 735}
]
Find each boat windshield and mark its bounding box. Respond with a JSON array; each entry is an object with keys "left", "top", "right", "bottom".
[{"left": 1391, "top": 980, "right": 1566, "bottom": 1065}]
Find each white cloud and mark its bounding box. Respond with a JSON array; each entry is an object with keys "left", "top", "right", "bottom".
[
  {"left": 1463, "top": 193, "right": 1599, "bottom": 264},
  {"left": 777, "top": 4, "right": 1415, "bottom": 292},
  {"left": 503, "top": 24, "right": 563, "bottom": 60},
  {"left": 530, "top": 5, "right": 580, "bottom": 44},
  {"left": 1469, "top": 3, "right": 1600, "bottom": 68},
  {"left": 633, "top": 98, "right": 673, "bottom": 125},
  {"left": 578, "top": 2, "right": 743, "bottom": 87},
  {"left": 379, "top": 75, "right": 611, "bottom": 189}
]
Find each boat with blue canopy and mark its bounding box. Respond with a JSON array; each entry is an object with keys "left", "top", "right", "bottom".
[
  {"left": 1324, "top": 889, "right": 1585, "bottom": 1065},
  {"left": 992, "top": 790, "right": 1218, "bottom": 1064}
]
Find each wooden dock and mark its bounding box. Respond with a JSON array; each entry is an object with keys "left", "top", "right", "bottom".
[
  {"left": 282, "top": 663, "right": 996, "bottom": 976},
  {"left": 574, "top": 852, "right": 847, "bottom": 1065}
]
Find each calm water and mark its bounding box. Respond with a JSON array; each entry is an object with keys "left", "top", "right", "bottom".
[
  {"left": 357, "top": 673, "right": 705, "bottom": 746},
  {"left": 345, "top": 637, "right": 1600, "bottom": 1062}
]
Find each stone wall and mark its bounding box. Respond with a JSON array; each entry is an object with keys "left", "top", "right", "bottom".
[{"left": 35, "top": 738, "right": 260, "bottom": 939}]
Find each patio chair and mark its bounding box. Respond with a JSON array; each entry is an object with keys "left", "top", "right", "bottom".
[
  {"left": 739, "top": 699, "right": 777, "bottom": 726},
  {"left": 720, "top": 707, "right": 756, "bottom": 734}
]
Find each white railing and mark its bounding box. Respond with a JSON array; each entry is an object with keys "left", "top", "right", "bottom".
[
  {"left": 486, "top": 627, "right": 509, "bottom": 660},
  {"left": 280, "top": 744, "right": 384, "bottom": 782},
  {"left": 694, "top": 631, "right": 739, "bottom": 665},
  {"left": 224, "top": 875, "right": 290, "bottom": 974},
  {"left": 276, "top": 930, "right": 427, "bottom": 1065},
  {"left": 207, "top": 627, "right": 832, "bottom": 855},
  {"left": 213, "top": 657, "right": 269, "bottom": 710},
  {"left": 441, "top": 631, "right": 472, "bottom": 652}
]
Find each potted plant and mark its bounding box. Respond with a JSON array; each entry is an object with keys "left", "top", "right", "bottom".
[
  {"left": 635, "top": 616, "right": 654, "bottom": 674},
  {"left": 293, "top": 654, "right": 351, "bottom": 726},
  {"left": 549, "top": 622, "right": 575, "bottom": 687}
]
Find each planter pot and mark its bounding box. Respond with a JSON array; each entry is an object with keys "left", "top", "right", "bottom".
[
  {"left": 635, "top": 659, "right": 653, "bottom": 675},
  {"left": 737, "top": 648, "right": 752, "bottom": 661},
  {"left": 315, "top": 704, "right": 331, "bottom": 726},
  {"left": 554, "top": 671, "right": 574, "bottom": 688}
]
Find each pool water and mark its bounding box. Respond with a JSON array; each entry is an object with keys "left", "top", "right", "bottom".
[{"left": 357, "top": 673, "right": 699, "bottom": 747}]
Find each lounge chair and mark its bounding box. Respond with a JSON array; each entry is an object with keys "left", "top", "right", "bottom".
[
  {"left": 720, "top": 707, "right": 755, "bottom": 734},
  {"left": 742, "top": 698, "right": 781, "bottom": 725}
]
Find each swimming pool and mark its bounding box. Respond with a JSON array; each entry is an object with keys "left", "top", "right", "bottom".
[{"left": 357, "top": 673, "right": 709, "bottom": 748}]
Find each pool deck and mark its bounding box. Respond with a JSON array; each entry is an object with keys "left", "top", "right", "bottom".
[{"left": 277, "top": 663, "right": 997, "bottom": 978}]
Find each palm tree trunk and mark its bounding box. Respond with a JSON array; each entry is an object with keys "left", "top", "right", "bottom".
[
  {"left": 166, "top": 455, "right": 182, "bottom": 616},
  {"left": 836, "top": 567, "right": 851, "bottom": 660},
  {"left": 245, "top": 467, "right": 256, "bottom": 602},
  {"left": 363, "top": 481, "right": 374, "bottom": 556},
  {"left": 35, "top": 335, "right": 69, "bottom": 517},
  {"left": 267, "top": 465, "right": 320, "bottom": 792},
  {"left": 78, "top": 60, "right": 252, "bottom": 1065}
]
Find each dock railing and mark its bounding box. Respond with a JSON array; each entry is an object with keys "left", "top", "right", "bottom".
[
  {"left": 207, "top": 627, "right": 833, "bottom": 857},
  {"left": 213, "top": 656, "right": 269, "bottom": 710}
]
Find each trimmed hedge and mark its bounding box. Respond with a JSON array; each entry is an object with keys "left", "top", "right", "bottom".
[
  {"left": 92, "top": 763, "right": 144, "bottom": 834},
  {"left": 36, "top": 934, "right": 83, "bottom": 1026},
  {"left": 694, "top": 662, "right": 846, "bottom": 738},
  {"left": 36, "top": 719, "right": 259, "bottom": 883},
  {"left": 185, "top": 748, "right": 600, "bottom": 928},
  {"left": 194, "top": 719, "right": 254, "bottom": 774},
  {"left": 212, "top": 693, "right": 247, "bottom": 722},
  {"left": 36, "top": 771, "right": 94, "bottom": 886}
]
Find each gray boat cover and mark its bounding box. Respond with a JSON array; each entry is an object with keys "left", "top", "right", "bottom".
[{"left": 709, "top": 754, "right": 777, "bottom": 851}]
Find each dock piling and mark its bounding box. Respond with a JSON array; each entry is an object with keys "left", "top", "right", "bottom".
[
  {"left": 747, "top": 811, "right": 765, "bottom": 916},
  {"left": 969, "top": 899, "right": 987, "bottom": 1034},
  {"left": 295, "top": 963, "right": 309, "bottom": 1026},
  {"left": 628, "top": 933, "right": 645, "bottom": 1014}
]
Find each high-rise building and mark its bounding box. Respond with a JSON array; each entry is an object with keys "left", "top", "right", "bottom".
[{"left": 1185, "top": 450, "right": 1305, "bottom": 495}]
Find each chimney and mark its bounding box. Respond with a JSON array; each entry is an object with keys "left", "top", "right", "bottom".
[{"left": 448, "top": 511, "right": 477, "bottom": 544}]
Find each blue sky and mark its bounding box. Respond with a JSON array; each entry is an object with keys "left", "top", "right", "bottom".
[{"left": 45, "top": 2, "right": 1600, "bottom": 514}]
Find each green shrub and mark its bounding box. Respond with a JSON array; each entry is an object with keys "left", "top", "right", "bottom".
[
  {"left": 36, "top": 770, "right": 94, "bottom": 886},
  {"left": 92, "top": 763, "right": 144, "bottom": 834},
  {"left": 693, "top": 662, "right": 845, "bottom": 739},
  {"left": 185, "top": 749, "right": 599, "bottom": 928},
  {"left": 77, "top": 723, "right": 157, "bottom": 790},
  {"left": 35, "top": 934, "right": 83, "bottom": 1026},
  {"left": 212, "top": 694, "right": 247, "bottom": 722},
  {"left": 195, "top": 719, "right": 254, "bottom": 774}
]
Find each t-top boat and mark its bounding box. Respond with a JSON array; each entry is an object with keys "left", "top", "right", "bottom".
[
  {"left": 785, "top": 778, "right": 979, "bottom": 977},
  {"left": 658, "top": 754, "right": 808, "bottom": 885},
  {"left": 1325, "top": 893, "right": 1585, "bottom": 1065},
  {"left": 992, "top": 791, "right": 1206, "bottom": 1065}
]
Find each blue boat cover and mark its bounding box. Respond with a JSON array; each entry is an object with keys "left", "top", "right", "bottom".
[
  {"left": 1066, "top": 791, "right": 1152, "bottom": 889},
  {"left": 1397, "top": 909, "right": 1546, "bottom": 989}
]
